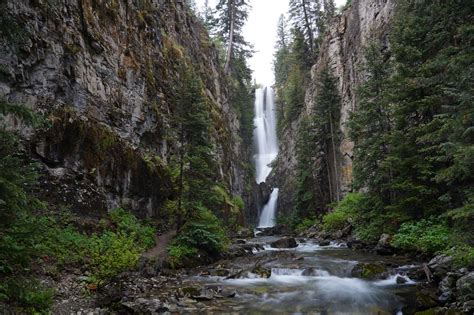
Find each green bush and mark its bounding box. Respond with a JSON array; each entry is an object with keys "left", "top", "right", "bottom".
[
  {"left": 167, "top": 243, "right": 198, "bottom": 268},
  {"left": 295, "top": 217, "right": 318, "bottom": 234},
  {"left": 392, "top": 219, "right": 451, "bottom": 253},
  {"left": 168, "top": 206, "right": 228, "bottom": 267},
  {"left": 0, "top": 278, "right": 54, "bottom": 313},
  {"left": 109, "top": 208, "right": 156, "bottom": 249},
  {"left": 322, "top": 193, "right": 363, "bottom": 231},
  {"left": 444, "top": 245, "right": 474, "bottom": 268},
  {"left": 88, "top": 231, "right": 143, "bottom": 284}
]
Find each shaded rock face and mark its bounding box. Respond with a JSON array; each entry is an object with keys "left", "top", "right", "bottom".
[
  {"left": 1, "top": 0, "right": 254, "bottom": 220},
  {"left": 271, "top": 0, "right": 396, "bottom": 215},
  {"left": 270, "top": 237, "right": 298, "bottom": 249}
]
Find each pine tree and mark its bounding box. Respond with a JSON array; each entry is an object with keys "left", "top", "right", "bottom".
[
  {"left": 174, "top": 68, "right": 217, "bottom": 228},
  {"left": 213, "top": 0, "right": 252, "bottom": 74},
  {"left": 314, "top": 66, "right": 341, "bottom": 202},
  {"left": 349, "top": 42, "right": 393, "bottom": 201}
]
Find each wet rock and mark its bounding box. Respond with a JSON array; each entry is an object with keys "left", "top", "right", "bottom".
[
  {"left": 351, "top": 263, "right": 386, "bottom": 280},
  {"left": 416, "top": 285, "right": 438, "bottom": 311},
  {"left": 428, "top": 255, "right": 453, "bottom": 280},
  {"left": 461, "top": 300, "right": 474, "bottom": 313},
  {"left": 177, "top": 286, "right": 201, "bottom": 297},
  {"left": 346, "top": 239, "right": 369, "bottom": 250},
  {"left": 236, "top": 228, "right": 254, "bottom": 239},
  {"left": 414, "top": 307, "right": 462, "bottom": 315},
  {"left": 456, "top": 272, "right": 474, "bottom": 302},
  {"left": 234, "top": 239, "right": 246, "bottom": 244},
  {"left": 396, "top": 276, "right": 408, "bottom": 284},
  {"left": 252, "top": 266, "right": 271, "bottom": 278},
  {"left": 319, "top": 240, "right": 331, "bottom": 246},
  {"left": 210, "top": 269, "right": 230, "bottom": 277},
  {"left": 270, "top": 237, "right": 298, "bottom": 248},
  {"left": 374, "top": 233, "right": 395, "bottom": 255},
  {"left": 438, "top": 273, "right": 459, "bottom": 303},
  {"left": 120, "top": 298, "right": 163, "bottom": 314},
  {"left": 295, "top": 256, "right": 305, "bottom": 261}
]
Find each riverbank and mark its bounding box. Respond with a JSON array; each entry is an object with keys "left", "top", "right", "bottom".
[{"left": 20, "top": 229, "right": 472, "bottom": 314}]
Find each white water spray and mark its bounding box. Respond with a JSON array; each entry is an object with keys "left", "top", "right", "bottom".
[
  {"left": 254, "top": 87, "right": 279, "bottom": 228},
  {"left": 254, "top": 87, "right": 278, "bottom": 184}
]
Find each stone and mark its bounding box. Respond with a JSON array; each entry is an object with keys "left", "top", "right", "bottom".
[
  {"left": 374, "top": 233, "right": 395, "bottom": 255},
  {"left": 252, "top": 266, "right": 271, "bottom": 278},
  {"left": 319, "top": 240, "right": 331, "bottom": 246},
  {"left": 270, "top": 237, "right": 298, "bottom": 249},
  {"left": 438, "top": 273, "right": 459, "bottom": 303},
  {"left": 351, "top": 263, "right": 386, "bottom": 280},
  {"left": 428, "top": 255, "right": 453, "bottom": 279},
  {"left": 396, "top": 276, "right": 408, "bottom": 284},
  {"left": 456, "top": 272, "right": 474, "bottom": 301}
]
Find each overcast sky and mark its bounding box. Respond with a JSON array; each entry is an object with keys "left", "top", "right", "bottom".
[{"left": 196, "top": 0, "right": 346, "bottom": 86}]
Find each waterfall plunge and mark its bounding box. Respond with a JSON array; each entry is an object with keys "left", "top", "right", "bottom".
[{"left": 254, "top": 87, "right": 279, "bottom": 228}]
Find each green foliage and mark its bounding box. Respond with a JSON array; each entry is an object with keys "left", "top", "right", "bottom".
[
  {"left": 322, "top": 193, "right": 362, "bottom": 231},
  {"left": 88, "top": 231, "right": 143, "bottom": 284},
  {"left": 295, "top": 217, "right": 318, "bottom": 234},
  {"left": 167, "top": 243, "right": 198, "bottom": 268},
  {"left": 109, "top": 208, "right": 156, "bottom": 249},
  {"left": 392, "top": 219, "right": 451, "bottom": 253},
  {"left": 444, "top": 245, "right": 474, "bottom": 268},
  {"left": 0, "top": 278, "right": 54, "bottom": 313},
  {"left": 168, "top": 206, "right": 229, "bottom": 267}
]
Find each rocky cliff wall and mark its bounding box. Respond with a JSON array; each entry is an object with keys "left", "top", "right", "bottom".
[
  {"left": 271, "top": 0, "right": 395, "bottom": 215},
  {"left": 0, "top": 0, "right": 252, "bottom": 222}
]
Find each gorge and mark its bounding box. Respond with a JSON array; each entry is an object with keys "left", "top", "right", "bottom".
[{"left": 0, "top": 0, "right": 473, "bottom": 314}]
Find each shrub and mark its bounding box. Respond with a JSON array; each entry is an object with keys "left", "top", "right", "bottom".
[
  {"left": 322, "top": 193, "right": 363, "bottom": 231},
  {"left": 167, "top": 244, "right": 198, "bottom": 268},
  {"left": 295, "top": 217, "right": 318, "bottom": 234},
  {"left": 88, "top": 231, "right": 143, "bottom": 285},
  {"left": 109, "top": 208, "right": 156, "bottom": 249},
  {"left": 392, "top": 219, "right": 451, "bottom": 253},
  {"left": 168, "top": 206, "right": 228, "bottom": 267},
  {"left": 0, "top": 278, "right": 54, "bottom": 313},
  {"left": 444, "top": 245, "right": 474, "bottom": 268}
]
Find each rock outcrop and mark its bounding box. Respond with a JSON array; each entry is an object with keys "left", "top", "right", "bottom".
[
  {"left": 0, "top": 0, "right": 255, "bottom": 221},
  {"left": 271, "top": 0, "right": 396, "bottom": 215}
]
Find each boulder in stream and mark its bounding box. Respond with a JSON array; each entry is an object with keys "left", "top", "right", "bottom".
[
  {"left": 428, "top": 255, "right": 453, "bottom": 280},
  {"left": 270, "top": 237, "right": 298, "bottom": 248},
  {"left": 456, "top": 272, "right": 474, "bottom": 302},
  {"left": 351, "top": 262, "right": 386, "bottom": 280}
]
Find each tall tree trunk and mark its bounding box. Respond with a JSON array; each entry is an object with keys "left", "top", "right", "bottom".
[
  {"left": 329, "top": 107, "right": 340, "bottom": 202},
  {"left": 224, "top": 0, "right": 235, "bottom": 74}
]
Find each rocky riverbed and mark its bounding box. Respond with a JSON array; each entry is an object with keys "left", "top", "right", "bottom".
[{"left": 43, "top": 230, "right": 474, "bottom": 314}]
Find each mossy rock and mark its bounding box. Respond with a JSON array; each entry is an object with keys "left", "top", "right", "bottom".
[
  {"left": 351, "top": 262, "right": 386, "bottom": 280},
  {"left": 252, "top": 266, "right": 271, "bottom": 278}
]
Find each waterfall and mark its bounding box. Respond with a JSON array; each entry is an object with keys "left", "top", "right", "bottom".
[{"left": 254, "top": 87, "right": 279, "bottom": 228}]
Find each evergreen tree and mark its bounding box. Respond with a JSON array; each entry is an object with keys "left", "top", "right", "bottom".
[
  {"left": 384, "top": 0, "right": 474, "bottom": 219},
  {"left": 174, "top": 68, "right": 217, "bottom": 228},
  {"left": 349, "top": 42, "right": 393, "bottom": 201},
  {"left": 213, "top": 0, "right": 252, "bottom": 73},
  {"left": 314, "top": 66, "right": 341, "bottom": 202}
]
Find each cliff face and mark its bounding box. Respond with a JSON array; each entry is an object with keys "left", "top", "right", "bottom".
[
  {"left": 0, "top": 0, "right": 251, "bottom": 222},
  {"left": 271, "top": 0, "right": 395, "bottom": 215}
]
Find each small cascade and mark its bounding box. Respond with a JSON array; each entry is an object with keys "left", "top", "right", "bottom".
[
  {"left": 258, "top": 188, "right": 279, "bottom": 228},
  {"left": 254, "top": 87, "right": 279, "bottom": 228}
]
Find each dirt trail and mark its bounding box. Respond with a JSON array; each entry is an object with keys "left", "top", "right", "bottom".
[{"left": 143, "top": 230, "right": 176, "bottom": 259}]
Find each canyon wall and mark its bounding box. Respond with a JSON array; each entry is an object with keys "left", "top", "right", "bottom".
[
  {"left": 0, "top": 0, "right": 254, "bottom": 223},
  {"left": 271, "top": 0, "right": 396, "bottom": 215}
]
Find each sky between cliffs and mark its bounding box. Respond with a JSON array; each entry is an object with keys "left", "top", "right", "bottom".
[{"left": 195, "top": 0, "right": 346, "bottom": 86}]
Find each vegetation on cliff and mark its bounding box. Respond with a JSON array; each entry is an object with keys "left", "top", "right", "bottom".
[{"left": 280, "top": 0, "right": 473, "bottom": 265}]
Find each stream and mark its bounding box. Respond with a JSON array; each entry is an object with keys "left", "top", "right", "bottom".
[{"left": 181, "top": 236, "right": 420, "bottom": 314}]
